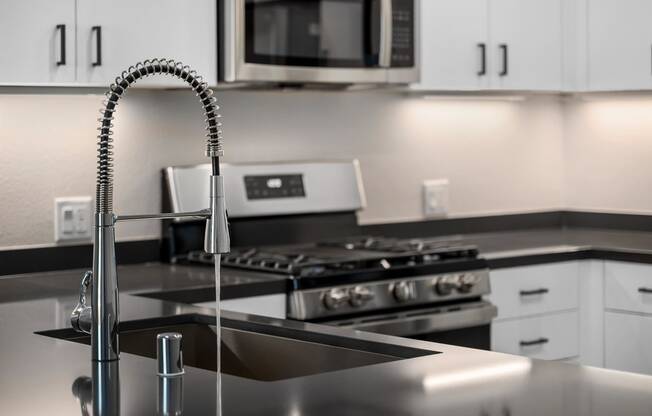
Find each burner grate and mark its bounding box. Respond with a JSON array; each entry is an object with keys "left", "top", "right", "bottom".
[{"left": 177, "top": 236, "right": 479, "bottom": 279}]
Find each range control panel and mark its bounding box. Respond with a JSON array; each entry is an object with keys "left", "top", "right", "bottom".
[{"left": 244, "top": 174, "right": 305, "bottom": 200}]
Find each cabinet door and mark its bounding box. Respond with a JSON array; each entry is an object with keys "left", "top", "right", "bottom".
[
  {"left": 77, "top": 0, "right": 217, "bottom": 87},
  {"left": 492, "top": 311, "right": 579, "bottom": 360},
  {"left": 489, "top": 262, "right": 579, "bottom": 320},
  {"left": 588, "top": 0, "right": 652, "bottom": 91},
  {"left": 0, "top": 0, "right": 75, "bottom": 84},
  {"left": 605, "top": 261, "right": 652, "bottom": 314},
  {"left": 413, "top": 0, "right": 490, "bottom": 90},
  {"left": 605, "top": 311, "right": 652, "bottom": 375},
  {"left": 489, "top": 0, "right": 563, "bottom": 90}
]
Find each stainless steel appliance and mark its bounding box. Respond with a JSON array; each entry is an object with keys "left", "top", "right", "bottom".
[
  {"left": 219, "top": 0, "right": 419, "bottom": 84},
  {"left": 164, "top": 160, "right": 497, "bottom": 350}
]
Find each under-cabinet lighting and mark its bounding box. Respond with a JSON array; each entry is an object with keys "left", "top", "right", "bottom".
[
  {"left": 570, "top": 91, "right": 652, "bottom": 102},
  {"left": 421, "top": 94, "right": 527, "bottom": 102}
]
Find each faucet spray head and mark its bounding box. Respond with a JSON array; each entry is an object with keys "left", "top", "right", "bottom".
[{"left": 204, "top": 175, "right": 230, "bottom": 254}]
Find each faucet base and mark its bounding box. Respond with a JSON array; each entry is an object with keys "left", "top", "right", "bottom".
[{"left": 92, "top": 215, "right": 120, "bottom": 362}]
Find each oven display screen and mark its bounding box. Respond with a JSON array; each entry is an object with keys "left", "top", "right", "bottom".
[{"left": 244, "top": 174, "right": 305, "bottom": 200}]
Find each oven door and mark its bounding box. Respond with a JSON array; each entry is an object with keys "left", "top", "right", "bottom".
[
  {"left": 332, "top": 301, "right": 498, "bottom": 350},
  {"left": 221, "top": 0, "right": 416, "bottom": 84}
]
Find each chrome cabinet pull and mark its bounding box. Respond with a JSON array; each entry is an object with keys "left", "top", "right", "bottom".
[
  {"left": 56, "top": 24, "right": 66, "bottom": 66},
  {"left": 520, "top": 337, "right": 549, "bottom": 347},
  {"left": 519, "top": 288, "right": 549, "bottom": 296}
]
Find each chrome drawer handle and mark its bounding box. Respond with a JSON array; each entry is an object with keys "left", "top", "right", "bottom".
[
  {"left": 519, "top": 288, "right": 549, "bottom": 296},
  {"left": 520, "top": 337, "right": 549, "bottom": 347},
  {"left": 638, "top": 287, "right": 652, "bottom": 294}
]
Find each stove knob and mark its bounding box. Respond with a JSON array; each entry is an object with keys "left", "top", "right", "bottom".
[
  {"left": 458, "top": 274, "right": 478, "bottom": 293},
  {"left": 392, "top": 281, "right": 414, "bottom": 303},
  {"left": 323, "top": 288, "right": 350, "bottom": 310},
  {"left": 349, "top": 286, "right": 375, "bottom": 307},
  {"left": 435, "top": 275, "right": 460, "bottom": 296}
]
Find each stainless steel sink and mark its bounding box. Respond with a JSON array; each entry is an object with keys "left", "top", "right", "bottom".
[{"left": 38, "top": 314, "right": 436, "bottom": 381}]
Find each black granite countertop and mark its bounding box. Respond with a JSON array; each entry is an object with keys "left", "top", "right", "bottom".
[
  {"left": 0, "top": 262, "right": 288, "bottom": 303},
  {"left": 456, "top": 227, "right": 652, "bottom": 268},
  {"left": 7, "top": 226, "right": 652, "bottom": 305},
  {"left": 2, "top": 261, "right": 652, "bottom": 415}
]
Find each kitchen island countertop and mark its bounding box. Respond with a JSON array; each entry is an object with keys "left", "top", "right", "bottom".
[{"left": 2, "top": 257, "right": 652, "bottom": 415}]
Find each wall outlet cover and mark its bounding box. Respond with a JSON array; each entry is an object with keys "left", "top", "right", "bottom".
[
  {"left": 54, "top": 197, "right": 93, "bottom": 243},
  {"left": 423, "top": 179, "right": 449, "bottom": 218}
]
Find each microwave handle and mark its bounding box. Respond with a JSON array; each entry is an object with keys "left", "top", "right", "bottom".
[{"left": 379, "top": 0, "right": 393, "bottom": 67}]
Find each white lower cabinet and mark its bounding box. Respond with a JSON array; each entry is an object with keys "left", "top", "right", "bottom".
[
  {"left": 489, "top": 259, "right": 652, "bottom": 372},
  {"left": 489, "top": 262, "right": 579, "bottom": 320},
  {"left": 492, "top": 311, "right": 579, "bottom": 360},
  {"left": 604, "top": 311, "right": 652, "bottom": 375},
  {"left": 194, "top": 294, "right": 287, "bottom": 319},
  {"left": 602, "top": 261, "right": 652, "bottom": 375},
  {"left": 489, "top": 261, "right": 584, "bottom": 361},
  {"left": 605, "top": 261, "right": 652, "bottom": 314}
]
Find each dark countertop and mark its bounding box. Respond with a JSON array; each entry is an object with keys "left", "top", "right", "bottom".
[
  {"left": 0, "top": 262, "right": 288, "bottom": 303},
  {"left": 465, "top": 227, "right": 652, "bottom": 268},
  {"left": 3, "top": 267, "right": 652, "bottom": 415},
  {"left": 6, "top": 227, "right": 652, "bottom": 304}
]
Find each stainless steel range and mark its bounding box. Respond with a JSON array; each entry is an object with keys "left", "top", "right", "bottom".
[{"left": 163, "top": 160, "right": 497, "bottom": 350}]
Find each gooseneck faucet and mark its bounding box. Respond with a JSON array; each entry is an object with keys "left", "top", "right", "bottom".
[{"left": 71, "top": 58, "right": 230, "bottom": 362}]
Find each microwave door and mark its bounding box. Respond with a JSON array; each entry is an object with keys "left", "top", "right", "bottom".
[{"left": 230, "top": 0, "right": 389, "bottom": 84}]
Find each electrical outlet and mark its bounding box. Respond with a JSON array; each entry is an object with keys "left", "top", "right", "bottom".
[
  {"left": 422, "top": 179, "right": 449, "bottom": 218},
  {"left": 55, "top": 197, "right": 92, "bottom": 243}
]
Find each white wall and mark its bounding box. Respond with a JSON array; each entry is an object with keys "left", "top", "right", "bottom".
[
  {"left": 0, "top": 90, "right": 566, "bottom": 249},
  {"left": 564, "top": 95, "right": 652, "bottom": 214}
]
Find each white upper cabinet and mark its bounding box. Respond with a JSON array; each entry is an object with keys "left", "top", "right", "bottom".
[
  {"left": 417, "top": 0, "right": 563, "bottom": 91},
  {"left": 0, "top": 0, "right": 216, "bottom": 87},
  {"left": 76, "top": 0, "right": 217, "bottom": 87},
  {"left": 587, "top": 0, "right": 652, "bottom": 91},
  {"left": 0, "top": 0, "right": 76, "bottom": 84},
  {"left": 489, "top": 0, "right": 563, "bottom": 90},
  {"left": 414, "top": 0, "right": 490, "bottom": 90}
]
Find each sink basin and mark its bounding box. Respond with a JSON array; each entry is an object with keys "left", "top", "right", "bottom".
[{"left": 38, "top": 314, "right": 436, "bottom": 381}]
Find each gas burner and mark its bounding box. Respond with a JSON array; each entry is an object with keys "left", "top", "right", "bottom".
[
  {"left": 179, "top": 236, "right": 479, "bottom": 280},
  {"left": 319, "top": 236, "right": 478, "bottom": 257}
]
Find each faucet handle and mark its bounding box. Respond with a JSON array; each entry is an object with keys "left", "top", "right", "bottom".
[
  {"left": 71, "top": 270, "right": 93, "bottom": 334},
  {"left": 205, "top": 175, "right": 231, "bottom": 255}
]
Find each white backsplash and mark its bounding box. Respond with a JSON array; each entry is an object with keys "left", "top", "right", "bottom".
[{"left": 0, "top": 90, "right": 568, "bottom": 248}]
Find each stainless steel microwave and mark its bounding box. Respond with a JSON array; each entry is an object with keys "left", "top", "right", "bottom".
[{"left": 219, "top": 0, "right": 418, "bottom": 85}]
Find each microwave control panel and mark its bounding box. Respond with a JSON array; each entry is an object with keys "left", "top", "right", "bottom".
[{"left": 391, "top": 0, "right": 415, "bottom": 67}]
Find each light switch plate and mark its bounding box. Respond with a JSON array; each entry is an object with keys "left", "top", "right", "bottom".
[
  {"left": 54, "top": 197, "right": 93, "bottom": 243},
  {"left": 423, "top": 179, "right": 449, "bottom": 218}
]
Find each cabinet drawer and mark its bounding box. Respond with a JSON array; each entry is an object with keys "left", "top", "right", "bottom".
[
  {"left": 605, "top": 261, "right": 652, "bottom": 314},
  {"left": 605, "top": 311, "right": 652, "bottom": 375},
  {"left": 489, "top": 262, "right": 579, "bottom": 320},
  {"left": 491, "top": 311, "right": 579, "bottom": 360}
]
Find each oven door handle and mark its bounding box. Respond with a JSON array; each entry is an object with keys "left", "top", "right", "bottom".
[
  {"left": 379, "top": 0, "right": 393, "bottom": 68},
  {"left": 348, "top": 303, "right": 498, "bottom": 337}
]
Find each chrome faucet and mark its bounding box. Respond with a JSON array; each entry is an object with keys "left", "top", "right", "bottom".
[{"left": 70, "top": 59, "right": 230, "bottom": 362}]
